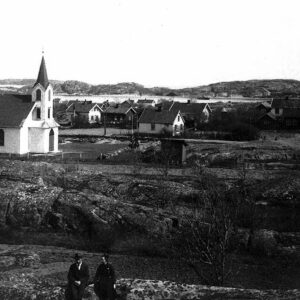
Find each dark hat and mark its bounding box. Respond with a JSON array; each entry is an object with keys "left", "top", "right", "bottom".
[
  {"left": 74, "top": 253, "right": 82, "bottom": 260},
  {"left": 102, "top": 253, "right": 109, "bottom": 260}
]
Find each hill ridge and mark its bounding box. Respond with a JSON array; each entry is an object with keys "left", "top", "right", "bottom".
[{"left": 1, "top": 78, "right": 300, "bottom": 97}]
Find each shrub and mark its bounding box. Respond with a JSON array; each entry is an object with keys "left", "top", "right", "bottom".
[{"left": 230, "top": 122, "right": 260, "bottom": 141}]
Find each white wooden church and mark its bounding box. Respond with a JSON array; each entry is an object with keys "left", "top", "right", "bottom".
[{"left": 0, "top": 56, "right": 59, "bottom": 154}]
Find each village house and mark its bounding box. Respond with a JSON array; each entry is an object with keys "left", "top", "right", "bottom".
[
  {"left": 137, "top": 99, "right": 156, "bottom": 107},
  {"left": 122, "top": 99, "right": 135, "bottom": 106},
  {"left": 160, "top": 100, "right": 211, "bottom": 128},
  {"left": 257, "top": 98, "right": 300, "bottom": 129},
  {"left": 256, "top": 112, "right": 278, "bottom": 129},
  {"left": 270, "top": 98, "right": 300, "bottom": 128},
  {"left": 255, "top": 101, "right": 272, "bottom": 114},
  {"left": 104, "top": 101, "right": 137, "bottom": 127},
  {"left": 66, "top": 100, "right": 102, "bottom": 124},
  {"left": 253, "top": 87, "right": 272, "bottom": 98},
  {"left": 0, "top": 56, "right": 59, "bottom": 154},
  {"left": 138, "top": 107, "right": 184, "bottom": 136}
]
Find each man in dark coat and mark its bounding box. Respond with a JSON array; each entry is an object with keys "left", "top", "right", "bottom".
[
  {"left": 93, "top": 253, "right": 116, "bottom": 300},
  {"left": 66, "top": 253, "right": 90, "bottom": 300}
]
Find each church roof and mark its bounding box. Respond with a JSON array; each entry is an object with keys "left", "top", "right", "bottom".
[
  {"left": 0, "top": 94, "right": 34, "bottom": 127},
  {"left": 34, "top": 56, "right": 49, "bottom": 89}
]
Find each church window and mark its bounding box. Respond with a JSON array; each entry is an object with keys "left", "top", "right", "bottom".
[
  {"left": 36, "top": 89, "right": 41, "bottom": 101},
  {"left": 48, "top": 90, "right": 51, "bottom": 101},
  {"left": 0, "top": 129, "right": 4, "bottom": 146},
  {"left": 48, "top": 108, "right": 51, "bottom": 119},
  {"left": 37, "top": 108, "right": 41, "bottom": 119}
]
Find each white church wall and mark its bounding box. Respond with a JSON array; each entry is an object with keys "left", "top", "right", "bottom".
[
  {"left": 28, "top": 128, "right": 58, "bottom": 153},
  {"left": 19, "top": 126, "right": 29, "bottom": 154},
  {"left": 29, "top": 128, "right": 48, "bottom": 153},
  {"left": 0, "top": 128, "right": 21, "bottom": 154},
  {"left": 53, "top": 127, "right": 59, "bottom": 152}
]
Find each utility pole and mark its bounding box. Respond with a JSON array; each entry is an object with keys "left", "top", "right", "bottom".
[
  {"left": 131, "top": 111, "right": 134, "bottom": 136},
  {"left": 104, "top": 108, "right": 106, "bottom": 136}
]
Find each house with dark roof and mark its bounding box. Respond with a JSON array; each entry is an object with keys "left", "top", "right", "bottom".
[
  {"left": 256, "top": 98, "right": 300, "bottom": 129},
  {"left": 104, "top": 101, "right": 137, "bottom": 127},
  {"left": 270, "top": 98, "right": 300, "bottom": 128},
  {"left": 137, "top": 99, "right": 155, "bottom": 107},
  {"left": 160, "top": 100, "right": 211, "bottom": 128},
  {"left": 122, "top": 99, "right": 135, "bottom": 106},
  {"left": 0, "top": 56, "right": 59, "bottom": 154},
  {"left": 65, "top": 101, "right": 102, "bottom": 124},
  {"left": 256, "top": 112, "right": 278, "bottom": 129},
  {"left": 255, "top": 101, "right": 272, "bottom": 114},
  {"left": 138, "top": 107, "right": 184, "bottom": 136},
  {"left": 271, "top": 98, "right": 300, "bottom": 115}
]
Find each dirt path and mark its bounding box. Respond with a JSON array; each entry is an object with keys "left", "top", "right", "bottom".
[
  {"left": 58, "top": 162, "right": 299, "bottom": 182},
  {"left": 60, "top": 128, "right": 135, "bottom": 136}
]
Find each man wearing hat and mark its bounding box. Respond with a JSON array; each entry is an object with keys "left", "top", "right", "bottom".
[{"left": 66, "top": 253, "right": 90, "bottom": 300}]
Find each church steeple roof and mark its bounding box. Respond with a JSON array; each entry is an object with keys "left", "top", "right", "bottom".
[{"left": 34, "top": 56, "right": 49, "bottom": 89}]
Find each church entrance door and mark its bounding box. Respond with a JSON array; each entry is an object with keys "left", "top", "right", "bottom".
[{"left": 49, "top": 129, "right": 54, "bottom": 151}]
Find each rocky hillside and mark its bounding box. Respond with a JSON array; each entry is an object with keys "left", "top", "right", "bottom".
[
  {"left": 0, "top": 156, "right": 299, "bottom": 294},
  {"left": 2, "top": 79, "right": 300, "bottom": 97}
]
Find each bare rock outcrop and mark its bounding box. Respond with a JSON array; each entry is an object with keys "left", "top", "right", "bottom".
[
  {"left": 0, "top": 169, "right": 181, "bottom": 238},
  {"left": 0, "top": 275, "right": 299, "bottom": 300}
]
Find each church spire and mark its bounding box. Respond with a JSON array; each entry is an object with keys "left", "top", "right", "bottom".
[{"left": 34, "top": 55, "right": 49, "bottom": 89}]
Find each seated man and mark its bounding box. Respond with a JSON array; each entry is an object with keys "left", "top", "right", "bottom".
[{"left": 66, "top": 253, "right": 90, "bottom": 300}]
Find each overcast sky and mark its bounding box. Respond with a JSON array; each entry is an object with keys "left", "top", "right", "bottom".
[{"left": 0, "top": 0, "right": 300, "bottom": 88}]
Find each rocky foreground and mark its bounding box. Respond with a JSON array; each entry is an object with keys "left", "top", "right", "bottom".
[
  {"left": 0, "top": 244, "right": 299, "bottom": 300},
  {"left": 0, "top": 159, "right": 299, "bottom": 298}
]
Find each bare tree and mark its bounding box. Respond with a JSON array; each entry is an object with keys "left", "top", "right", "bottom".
[{"left": 171, "top": 169, "right": 238, "bottom": 286}]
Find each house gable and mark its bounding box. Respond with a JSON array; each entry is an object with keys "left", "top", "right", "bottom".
[{"left": 138, "top": 108, "right": 184, "bottom": 136}]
